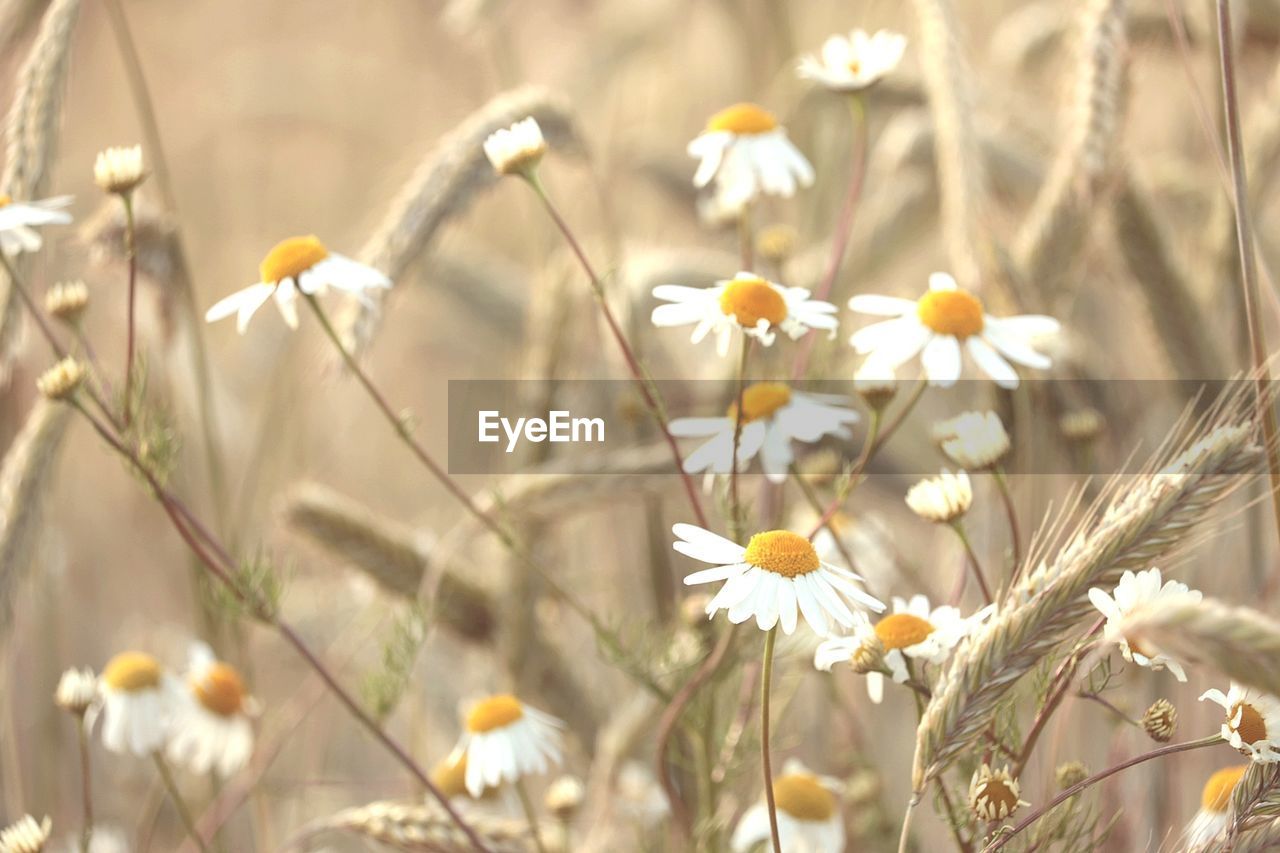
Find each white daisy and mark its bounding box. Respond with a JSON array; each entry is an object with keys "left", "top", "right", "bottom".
[
  {"left": 0, "top": 193, "right": 72, "bottom": 256},
  {"left": 1200, "top": 684, "right": 1280, "bottom": 763},
  {"left": 688, "top": 102, "right": 814, "bottom": 209},
  {"left": 94, "top": 651, "right": 177, "bottom": 757},
  {"left": 1184, "top": 765, "right": 1248, "bottom": 849},
  {"left": 731, "top": 759, "right": 844, "bottom": 853},
  {"left": 934, "top": 410, "right": 1011, "bottom": 470},
  {"left": 849, "top": 272, "right": 1059, "bottom": 388},
  {"left": 54, "top": 667, "right": 97, "bottom": 716},
  {"left": 458, "top": 694, "right": 564, "bottom": 797},
  {"left": 483, "top": 117, "right": 547, "bottom": 176},
  {"left": 652, "top": 271, "right": 838, "bottom": 357},
  {"left": 166, "top": 644, "right": 256, "bottom": 777},
  {"left": 675, "top": 524, "right": 884, "bottom": 636},
  {"left": 1087, "top": 568, "right": 1201, "bottom": 682},
  {"left": 905, "top": 469, "right": 972, "bottom": 524},
  {"left": 670, "top": 383, "right": 859, "bottom": 483},
  {"left": 815, "top": 595, "right": 991, "bottom": 703},
  {"left": 798, "top": 29, "right": 908, "bottom": 92},
  {"left": 204, "top": 235, "right": 391, "bottom": 333}
]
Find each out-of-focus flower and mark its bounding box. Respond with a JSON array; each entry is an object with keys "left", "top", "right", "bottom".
[
  {"left": 93, "top": 145, "right": 146, "bottom": 196},
  {"left": 94, "top": 651, "right": 176, "bottom": 757},
  {"left": 798, "top": 29, "right": 907, "bottom": 92},
  {"left": 731, "top": 759, "right": 844, "bottom": 852},
  {"left": 0, "top": 193, "right": 72, "bottom": 255},
  {"left": 1088, "top": 568, "right": 1200, "bottom": 681},
  {"left": 905, "top": 470, "right": 972, "bottom": 524},
  {"left": 457, "top": 694, "right": 564, "bottom": 797},
  {"left": 167, "top": 644, "right": 256, "bottom": 777},
  {"left": 1185, "top": 765, "right": 1248, "bottom": 848},
  {"left": 934, "top": 410, "right": 1011, "bottom": 470},
  {"left": 688, "top": 103, "right": 814, "bottom": 209}
]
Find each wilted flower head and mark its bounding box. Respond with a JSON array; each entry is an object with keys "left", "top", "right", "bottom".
[
  {"left": 36, "top": 358, "right": 85, "bottom": 401},
  {"left": 0, "top": 815, "right": 51, "bottom": 852},
  {"left": 483, "top": 117, "right": 547, "bottom": 177},
  {"left": 44, "top": 280, "right": 88, "bottom": 323},
  {"left": 905, "top": 469, "right": 972, "bottom": 524},
  {"left": 935, "top": 410, "right": 1011, "bottom": 470},
  {"left": 1142, "top": 698, "right": 1178, "bottom": 743},
  {"left": 545, "top": 775, "right": 585, "bottom": 821},
  {"left": 54, "top": 667, "right": 97, "bottom": 716},
  {"left": 968, "top": 764, "right": 1027, "bottom": 822},
  {"left": 93, "top": 145, "right": 146, "bottom": 196}
]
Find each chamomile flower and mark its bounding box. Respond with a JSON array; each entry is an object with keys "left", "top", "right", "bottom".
[
  {"left": 675, "top": 524, "right": 884, "bottom": 636},
  {"left": 204, "top": 235, "right": 391, "bottom": 333},
  {"left": 94, "top": 651, "right": 176, "bottom": 757},
  {"left": 93, "top": 145, "right": 146, "bottom": 196},
  {"left": 798, "top": 29, "right": 907, "bottom": 92},
  {"left": 849, "top": 272, "right": 1059, "bottom": 388},
  {"left": 1185, "top": 765, "right": 1248, "bottom": 848},
  {"left": 651, "top": 272, "right": 837, "bottom": 356},
  {"left": 934, "top": 410, "right": 1011, "bottom": 470},
  {"left": 688, "top": 103, "right": 814, "bottom": 209},
  {"left": 457, "top": 695, "right": 564, "bottom": 797},
  {"left": 969, "top": 764, "right": 1028, "bottom": 822},
  {"left": 731, "top": 760, "right": 844, "bottom": 853},
  {"left": 670, "top": 383, "right": 859, "bottom": 483},
  {"left": 431, "top": 747, "right": 498, "bottom": 800},
  {"left": 483, "top": 117, "right": 546, "bottom": 176},
  {"left": 166, "top": 644, "right": 256, "bottom": 777},
  {"left": 1200, "top": 684, "right": 1280, "bottom": 762},
  {"left": 0, "top": 194, "right": 72, "bottom": 255},
  {"left": 905, "top": 469, "right": 972, "bottom": 524},
  {"left": 1088, "top": 568, "right": 1201, "bottom": 682},
  {"left": 0, "top": 815, "right": 51, "bottom": 853},
  {"left": 815, "top": 595, "right": 991, "bottom": 703}
]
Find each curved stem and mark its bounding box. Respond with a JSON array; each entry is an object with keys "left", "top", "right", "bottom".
[
  {"left": 990, "top": 467, "right": 1022, "bottom": 585},
  {"left": 759, "top": 626, "right": 781, "bottom": 853},
  {"left": 949, "top": 521, "right": 993, "bottom": 605},
  {"left": 985, "top": 735, "right": 1222, "bottom": 852},
  {"left": 152, "top": 753, "right": 210, "bottom": 853}
]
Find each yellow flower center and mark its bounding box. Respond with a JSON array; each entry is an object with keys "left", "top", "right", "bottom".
[
  {"left": 431, "top": 751, "right": 470, "bottom": 799},
  {"left": 848, "top": 59, "right": 863, "bottom": 76},
  {"left": 0, "top": 194, "right": 11, "bottom": 207},
  {"left": 259, "top": 235, "right": 329, "bottom": 284},
  {"left": 466, "top": 694, "right": 524, "bottom": 733},
  {"left": 727, "top": 383, "right": 792, "bottom": 423},
  {"left": 706, "top": 102, "right": 778, "bottom": 135},
  {"left": 193, "top": 663, "right": 246, "bottom": 717},
  {"left": 978, "top": 777, "right": 1020, "bottom": 815},
  {"left": 719, "top": 278, "right": 787, "bottom": 328},
  {"left": 1202, "top": 765, "right": 1248, "bottom": 812},
  {"left": 917, "top": 288, "right": 985, "bottom": 338},
  {"left": 102, "top": 652, "right": 162, "bottom": 693},
  {"left": 773, "top": 773, "right": 836, "bottom": 821},
  {"left": 1231, "top": 701, "right": 1268, "bottom": 746},
  {"left": 874, "top": 613, "right": 935, "bottom": 650},
  {"left": 743, "top": 530, "right": 820, "bottom": 578}
]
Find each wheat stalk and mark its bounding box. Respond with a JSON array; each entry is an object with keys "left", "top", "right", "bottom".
[
  {"left": 912, "top": 397, "right": 1262, "bottom": 792},
  {"left": 334, "top": 85, "right": 583, "bottom": 358},
  {"left": 0, "top": 398, "right": 72, "bottom": 641},
  {"left": 1014, "top": 0, "right": 1128, "bottom": 298},
  {"left": 0, "top": 0, "right": 81, "bottom": 376},
  {"left": 291, "top": 800, "right": 531, "bottom": 852}
]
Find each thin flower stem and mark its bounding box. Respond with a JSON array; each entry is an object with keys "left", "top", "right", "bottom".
[
  {"left": 898, "top": 796, "right": 917, "bottom": 853},
  {"left": 152, "top": 753, "right": 210, "bottom": 853},
  {"left": 738, "top": 202, "right": 754, "bottom": 271},
  {"left": 64, "top": 399, "right": 495, "bottom": 853},
  {"left": 121, "top": 194, "right": 138, "bottom": 428},
  {"left": 759, "top": 626, "right": 782, "bottom": 853},
  {"left": 730, "top": 336, "right": 750, "bottom": 541},
  {"left": 1076, "top": 691, "right": 1136, "bottom": 726},
  {"left": 523, "top": 172, "right": 709, "bottom": 528},
  {"left": 791, "top": 94, "right": 868, "bottom": 381},
  {"left": 990, "top": 466, "right": 1022, "bottom": 586},
  {"left": 1012, "top": 619, "right": 1103, "bottom": 778},
  {"left": 1214, "top": 0, "right": 1280, "bottom": 556},
  {"left": 514, "top": 779, "right": 548, "bottom": 853},
  {"left": 985, "top": 735, "right": 1223, "bottom": 852},
  {"left": 949, "top": 521, "right": 994, "bottom": 605},
  {"left": 76, "top": 719, "right": 93, "bottom": 853}
]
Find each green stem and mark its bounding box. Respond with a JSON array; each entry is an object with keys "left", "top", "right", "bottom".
[
  {"left": 122, "top": 194, "right": 137, "bottom": 428},
  {"left": 760, "top": 626, "right": 781, "bottom": 853},
  {"left": 949, "top": 522, "right": 993, "bottom": 605},
  {"left": 77, "top": 719, "right": 93, "bottom": 853},
  {"left": 514, "top": 779, "right": 548, "bottom": 853},
  {"left": 152, "top": 753, "right": 210, "bottom": 853}
]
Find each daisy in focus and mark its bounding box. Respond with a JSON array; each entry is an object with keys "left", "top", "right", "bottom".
[
  {"left": 1087, "top": 568, "right": 1201, "bottom": 682},
  {"left": 167, "top": 644, "right": 256, "bottom": 777},
  {"left": 674, "top": 524, "right": 884, "bottom": 635},
  {"left": 652, "top": 272, "right": 837, "bottom": 356},
  {"left": 815, "top": 595, "right": 991, "bottom": 703},
  {"left": 731, "top": 759, "right": 844, "bottom": 853},
  {"left": 0, "top": 193, "right": 72, "bottom": 255},
  {"left": 670, "top": 383, "right": 859, "bottom": 483},
  {"left": 457, "top": 694, "right": 564, "bottom": 797},
  {"left": 1200, "top": 684, "right": 1280, "bottom": 762},
  {"left": 1184, "top": 765, "right": 1248, "bottom": 848},
  {"left": 94, "top": 651, "right": 176, "bottom": 756},
  {"left": 204, "top": 235, "right": 391, "bottom": 333},
  {"left": 688, "top": 102, "right": 814, "bottom": 209},
  {"left": 849, "top": 272, "right": 1059, "bottom": 388},
  {"left": 798, "top": 29, "right": 907, "bottom": 92}
]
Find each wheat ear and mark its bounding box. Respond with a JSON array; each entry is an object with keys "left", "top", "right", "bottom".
[{"left": 288, "top": 800, "right": 531, "bottom": 852}]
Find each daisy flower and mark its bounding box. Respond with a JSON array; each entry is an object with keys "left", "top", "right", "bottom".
[
  {"left": 483, "top": 117, "right": 547, "bottom": 176},
  {"left": 731, "top": 759, "right": 844, "bottom": 853},
  {"left": 431, "top": 747, "right": 498, "bottom": 800},
  {"left": 0, "top": 815, "right": 51, "bottom": 852},
  {"left": 458, "top": 694, "right": 564, "bottom": 797},
  {"left": 934, "top": 410, "right": 1011, "bottom": 470},
  {"left": 1185, "top": 765, "right": 1248, "bottom": 848},
  {"left": 94, "top": 145, "right": 146, "bottom": 195},
  {"left": 675, "top": 524, "right": 883, "bottom": 636},
  {"left": 1200, "top": 684, "right": 1280, "bottom": 762},
  {"left": 798, "top": 29, "right": 907, "bottom": 92},
  {"left": 905, "top": 469, "right": 972, "bottom": 524},
  {"left": 688, "top": 102, "right": 814, "bottom": 209},
  {"left": 204, "top": 235, "right": 391, "bottom": 333},
  {"left": 849, "top": 272, "right": 1059, "bottom": 388},
  {"left": 167, "top": 645, "right": 256, "bottom": 777},
  {"left": 815, "top": 595, "right": 991, "bottom": 703},
  {"left": 94, "top": 651, "right": 176, "bottom": 757},
  {"left": 651, "top": 272, "right": 837, "bottom": 357},
  {"left": 1088, "top": 568, "right": 1201, "bottom": 682},
  {"left": 54, "top": 667, "right": 97, "bottom": 717},
  {"left": 670, "top": 383, "right": 859, "bottom": 483},
  {"left": 0, "top": 193, "right": 72, "bottom": 255},
  {"left": 968, "top": 764, "right": 1028, "bottom": 822}
]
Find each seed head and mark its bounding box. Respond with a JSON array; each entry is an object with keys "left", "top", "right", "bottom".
[
  {"left": 1142, "top": 698, "right": 1177, "bottom": 743},
  {"left": 1055, "top": 761, "right": 1089, "bottom": 789}
]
